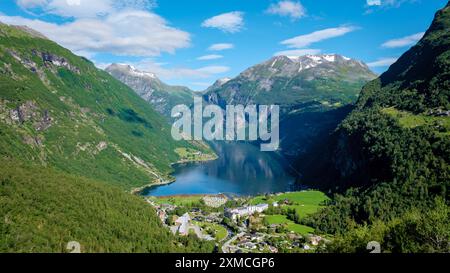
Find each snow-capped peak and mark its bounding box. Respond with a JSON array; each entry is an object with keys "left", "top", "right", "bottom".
[
  {"left": 305, "top": 54, "right": 337, "bottom": 63},
  {"left": 128, "top": 65, "right": 156, "bottom": 79},
  {"left": 110, "top": 63, "right": 157, "bottom": 79},
  {"left": 322, "top": 54, "right": 336, "bottom": 62},
  {"left": 265, "top": 54, "right": 361, "bottom": 74},
  {"left": 286, "top": 56, "right": 301, "bottom": 61},
  {"left": 217, "top": 77, "right": 231, "bottom": 85}
]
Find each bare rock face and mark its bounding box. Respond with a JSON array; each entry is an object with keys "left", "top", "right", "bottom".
[
  {"left": 7, "top": 49, "right": 80, "bottom": 79},
  {"left": 22, "top": 135, "right": 44, "bottom": 147},
  {"left": 38, "top": 51, "right": 80, "bottom": 74},
  {"left": 34, "top": 109, "right": 53, "bottom": 131},
  {"left": 0, "top": 100, "right": 51, "bottom": 148},
  {"left": 17, "top": 101, "right": 39, "bottom": 123},
  {"left": 4, "top": 100, "right": 53, "bottom": 131},
  {"left": 96, "top": 141, "right": 108, "bottom": 152}
]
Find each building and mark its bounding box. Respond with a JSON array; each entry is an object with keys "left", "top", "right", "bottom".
[
  {"left": 308, "top": 235, "right": 323, "bottom": 246},
  {"left": 203, "top": 195, "right": 228, "bottom": 208},
  {"left": 157, "top": 210, "right": 166, "bottom": 223},
  {"left": 225, "top": 204, "right": 269, "bottom": 220},
  {"left": 173, "top": 213, "right": 191, "bottom": 236}
]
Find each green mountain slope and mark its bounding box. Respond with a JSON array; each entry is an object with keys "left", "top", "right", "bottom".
[
  {"left": 203, "top": 54, "right": 376, "bottom": 110},
  {"left": 0, "top": 159, "right": 214, "bottom": 253},
  {"left": 304, "top": 2, "right": 450, "bottom": 252},
  {"left": 0, "top": 23, "right": 206, "bottom": 190},
  {"left": 203, "top": 54, "right": 376, "bottom": 159},
  {"left": 106, "top": 63, "right": 194, "bottom": 118}
]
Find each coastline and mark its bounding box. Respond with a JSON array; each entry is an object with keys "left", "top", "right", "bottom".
[
  {"left": 131, "top": 151, "right": 218, "bottom": 195},
  {"left": 152, "top": 193, "right": 228, "bottom": 199},
  {"left": 130, "top": 177, "right": 176, "bottom": 195}
]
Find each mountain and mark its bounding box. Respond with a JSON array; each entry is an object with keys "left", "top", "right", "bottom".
[
  {"left": 204, "top": 54, "right": 376, "bottom": 110},
  {"left": 204, "top": 77, "right": 231, "bottom": 93},
  {"left": 304, "top": 2, "right": 450, "bottom": 252},
  {"left": 0, "top": 23, "right": 210, "bottom": 190},
  {"left": 106, "top": 63, "right": 195, "bottom": 118},
  {"left": 0, "top": 22, "right": 216, "bottom": 253},
  {"left": 203, "top": 54, "right": 376, "bottom": 159}
]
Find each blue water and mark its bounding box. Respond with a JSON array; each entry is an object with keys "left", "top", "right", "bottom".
[{"left": 141, "top": 142, "right": 296, "bottom": 197}]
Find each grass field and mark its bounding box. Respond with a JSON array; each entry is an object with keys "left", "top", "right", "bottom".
[
  {"left": 382, "top": 107, "right": 450, "bottom": 135},
  {"left": 265, "top": 215, "right": 314, "bottom": 235},
  {"left": 175, "top": 147, "right": 218, "bottom": 163},
  {"left": 250, "top": 190, "right": 329, "bottom": 219},
  {"left": 250, "top": 190, "right": 329, "bottom": 205},
  {"left": 197, "top": 222, "right": 228, "bottom": 241},
  {"left": 149, "top": 195, "right": 204, "bottom": 206}
]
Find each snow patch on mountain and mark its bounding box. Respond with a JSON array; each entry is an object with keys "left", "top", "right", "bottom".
[{"left": 115, "top": 64, "right": 157, "bottom": 79}]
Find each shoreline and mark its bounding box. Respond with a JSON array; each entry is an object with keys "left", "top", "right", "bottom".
[
  {"left": 131, "top": 152, "right": 218, "bottom": 195},
  {"left": 130, "top": 177, "right": 176, "bottom": 195},
  {"left": 171, "top": 154, "right": 219, "bottom": 166},
  {"left": 151, "top": 193, "right": 228, "bottom": 199}
]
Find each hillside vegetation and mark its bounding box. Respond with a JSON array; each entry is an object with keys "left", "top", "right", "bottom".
[
  {"left": 303, "top": 2, "right": 450, "bottom": 252},
  {"left": 0, "top": 159, "right": 215, "bottom": 253},
  {"left": 0, "top": 23, "right": 209, "bottom": 190},
  {"left": 106, "top": 63, "right": 195, "bottom": 118},
  {"left": 0, "top": 23, "right": 215, "bottom": 253}
]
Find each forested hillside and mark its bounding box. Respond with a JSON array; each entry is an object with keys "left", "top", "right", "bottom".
[
  {"left": 0, "top": 23, "right": 215, "bottom": 253},
  {"left": 303, "top": 2, "right": 450, "bottom": 252},
  {"left": 0, "top": 23, "right": 210, "bottom": 190},
  {"left": 0, "top": 159, "right": 214, "bottom": 253}
]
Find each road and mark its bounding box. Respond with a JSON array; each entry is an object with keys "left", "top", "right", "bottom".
[{"left": 221, "top": 232, "right": 245, "bottom": 253}]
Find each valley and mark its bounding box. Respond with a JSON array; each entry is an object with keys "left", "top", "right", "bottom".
[
  {"left": 141, "top": 142, "right": 296, "bottom": 197},
  {"left": 0, "top": 1, "right": 449, "bottom": 254}
]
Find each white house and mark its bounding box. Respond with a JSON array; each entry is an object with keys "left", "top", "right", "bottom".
[
  {"left": 225, "top": 204, "right": 269, "bottom": 220},
  {"left": 174, "top": 213, "right": 191, "bottom": 236}
]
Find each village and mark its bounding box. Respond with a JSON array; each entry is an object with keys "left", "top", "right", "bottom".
[{"left": 145, "top": 191, "right": 330, "bottom": 253}]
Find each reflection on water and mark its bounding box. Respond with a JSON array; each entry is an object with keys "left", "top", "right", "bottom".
[{"left": 142, "top": 142, "right": 296, "bottom": 197}]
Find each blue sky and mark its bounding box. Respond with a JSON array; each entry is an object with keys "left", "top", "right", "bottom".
[{"left": 0, "top": 0, "right": 447, "bottom": 90}]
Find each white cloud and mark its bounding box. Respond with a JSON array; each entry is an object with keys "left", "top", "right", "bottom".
[
  {"left": 196, "top": 66, "right": 230, "bottom": 74},
  {"left": 16, "top": 0, "right": 156, "bottom": 18},
  {"left": 381, "top": 32, "right": 424, "bottom": 48},
  {"left": 274, "top": 48, "right": 321, "bottom": 57},
  {"left": 17, "top": 0, "right": 48, "bottom": 9},
  {"left": 0, "top": 10, "right": 190, "bottom": 57},
  {"left": 366, "top": 0, "right": 415, "bottom": 9},
  {"left": 281, "top": 26, "right": 358, "bottom": 48},
  {"left": 266, "top": 1, "right": 306, "bottom": 20},
  {"left": 191, "top": 82, "right": 213, "bottom": 87},
  {"left": 197, "top": 54, "right": 223, "bottom": 61},
  {"left": 208, "top": 43, "right": 234, "bottom": 51},
  {"left": 201, "top": 11, "right": 244, "bottom": 33},
  {"left": 129, "top": 59, "right": 230, "bottom": 80},
  {"left": 366, "top": 0, "right": 381, "bottom": 6},
  {"left": 367, "top": 57, "right": 398, "bottom": 67}
]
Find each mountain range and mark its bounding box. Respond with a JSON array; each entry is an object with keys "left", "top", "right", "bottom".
[
  {"left": 201, "top": 53, "right": 377, "bottom": 159},
  {"left": 0, "top": 1, "right": 449, "bottom": 253},
  {"left": 203, "top": 54, "right": 376, "bottom": 109},
  {"left": 105, "top": 63, "right": 195, "bottom": 118},
  {"left": 108, "top": 54, "right": 376, "bottom": 161}
]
